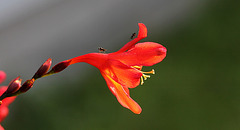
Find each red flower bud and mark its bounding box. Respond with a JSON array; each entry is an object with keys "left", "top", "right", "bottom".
[
  {"left": 49, "top": 60, "right": 71, "bottom": 74},
  {"left": 6, "top": 77, "right": 22, "bottom": 94},
  {"left": 19, "top": 79, "right": 35, "bottom": 93},
  {"left": 33, "top": 58, "right": 52, "bottom": 79}
]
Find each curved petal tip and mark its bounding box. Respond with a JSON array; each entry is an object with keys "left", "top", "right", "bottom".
[{"left": 138, "top": 23, "right": 147, "bottom": 38}]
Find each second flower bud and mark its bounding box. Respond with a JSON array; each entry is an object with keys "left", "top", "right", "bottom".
[{"left": 6, "top": 77, "right": 22, "bottom": 94}]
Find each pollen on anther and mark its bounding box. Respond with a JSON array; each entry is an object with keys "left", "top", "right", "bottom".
[{"left": 151, "top": 69, "right": 155, "bottom": 74}]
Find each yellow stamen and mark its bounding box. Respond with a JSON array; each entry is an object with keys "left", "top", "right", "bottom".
[
  {"left": 140, "top": 69, "right": 155, "bottom": 85},
  {"left": 142, "top": 69, "right": 155, "bottom": 74},
  {"left": 132, "top": 66, "right": 141, "bottom": 70},
  {"left": 142, "top": 74, "right": 150, "bottom": 80},
  {"left": 140, "top": 77, "right": 144, "bottom": 85},
  {"left": 132, "top": 66, "right": 155, "bottom": 85}
]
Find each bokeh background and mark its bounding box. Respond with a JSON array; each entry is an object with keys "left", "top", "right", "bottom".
[{"left": 0, "top": 0, "right": 239, "bottom": 129}]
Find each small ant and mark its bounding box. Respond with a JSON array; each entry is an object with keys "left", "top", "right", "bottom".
[
  {"left": 130, "top": 32, "right": 136, "bottom": 39},
  {"left": 98, "top": 47, "right": 107, "bottom": 53}
]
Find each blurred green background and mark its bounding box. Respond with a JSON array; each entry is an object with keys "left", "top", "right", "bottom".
[{"left": 2, "top": 0, "right": 240, "bottom": 129}]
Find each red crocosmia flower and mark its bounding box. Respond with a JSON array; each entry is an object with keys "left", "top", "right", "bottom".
[
  {"left": 66, "top": 23, "right": 167, "bottom": 114},
  {"left": 0, "top": 71, "right": 16, "bottom": 130}
]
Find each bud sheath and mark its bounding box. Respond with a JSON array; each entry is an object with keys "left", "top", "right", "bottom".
[
  {"left": 49, "top": 60, "right": 71, "bottom": 74},
  {"left": 33, "top": 58, "right": 52, "bottom": 79},
  {"left": 19, "top": 79, "right": 35, "bottom": 93},
  {"left": 6, "top": 77, "right": 22, "bottom": 94}
]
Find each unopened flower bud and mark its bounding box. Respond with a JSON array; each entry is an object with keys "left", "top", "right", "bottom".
[
  {"left": 49, "top": 60, "right": 71, "bottom": 74},
  {"left": 6, "top": 76, "right": 22, "bottom": 94},
  {"left": 19, "top": 79, "right": 35, "bottom": 93},
  {"left": 33, "top": 58, "right": 52, "bottom": 79}
]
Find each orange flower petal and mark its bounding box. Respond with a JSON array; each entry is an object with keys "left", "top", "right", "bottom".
[
  {"left": 0, "top": 106, "right": 8, "bottom": 122},
  {"left": 0, "top": 125, "right": 4, "bottom": 130},
  {"left": 112, "top": 42, "right": 167, "bottom": 66},
  {"left": 0, "top": 87, "right": 16, "bottom": 124},
  {"left": 0, "top": 87, "right": 16, "bottom": 107},
  {"left": 116, "top": 23, "right": 147, "bottom": 53},
  {"left": 101, "top": 72, "right": 142, "bottom": 114},
  {"left": 104, "top": 60, "right": 142, "bottom": 88},
  {"left": 0, "top": 71, "right": 6, "bottom": 84}
]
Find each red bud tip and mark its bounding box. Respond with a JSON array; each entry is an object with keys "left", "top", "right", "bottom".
[
  {"left": 49, "top": 60, "right": 71, "bottom": 74},
  {"left": 19, "top": 79, "right": 35, "bottom": 93},
  {"left": 6, "top": 76, "right": 22, "bottom": 94},
  {"left": 33, "top": 58, "right": 52, "bottom": 79}
]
